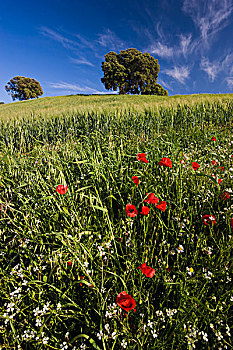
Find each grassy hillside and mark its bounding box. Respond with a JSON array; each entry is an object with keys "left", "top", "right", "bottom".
[
  {"left": 0, "top": 94, "right": 233, "bottom": 350},
  {"left": 0, "top": 93, "right": 233, "bottom": 122}
]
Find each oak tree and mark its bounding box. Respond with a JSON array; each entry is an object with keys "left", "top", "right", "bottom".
[
  {"left": 101, "top": 48, "right": 168, "bottom": 95},
  {"left": 5, "top": 76, "right": 43, "bottom": 101}
]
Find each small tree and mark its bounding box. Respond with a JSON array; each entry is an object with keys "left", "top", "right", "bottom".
[{"left": 5, "top": 76, "right": 43, "bottom": 101}]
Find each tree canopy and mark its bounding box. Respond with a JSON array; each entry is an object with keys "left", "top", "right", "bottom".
[
  {"left": 101, "top": 48, "right": 168, "bottom": 96},
  {"left": 5, "top": 76, "right": 43, "bottom": 101}
]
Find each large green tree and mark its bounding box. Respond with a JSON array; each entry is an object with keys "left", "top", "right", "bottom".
[
  {"left": 5, "top": 76, "right": 43, "bottom": 101},
  {"left": 101, "top": 48, "right": 168, "bottom": 95}
]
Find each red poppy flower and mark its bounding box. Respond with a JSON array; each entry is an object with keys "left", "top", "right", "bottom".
[
  {"left": 137, "top": 153, "right": 148, "bottom": 163},
  {"left": 202, "top": 215, "right": 216, "bottom": 226},
  {"left": 140, "top": 206, "right": 150, "bottom": 215},
  {"left": 56, "top": 185, "right": 68, "bottom": 194},
  {"left": 219, "top": 166, "right": 225, "bottom": 171},
  {"left": 192, "top": 162, "right": 199, "bottom": 171},
  {"left": 144, "top": 193, "right": 159, "bottom": 205},
  {"left": 132, "top": 176, "right": 139, "bottom": 186},
  {"left": 218, "top": 179, "right": 222, "bottom": 184},
  {"left": 212, "top": 160, "right": 218, "bottom": 165},
  {"left": 156, "top": 201, "right": 167, "bottom": 212},
  {"left": 116, "top": 291, "right": 136, "bottom": 312},
  {"left": 159, "top": 157, "right": 172, "bottom": 168},
  {"left": 137, "top": 263, "right": 155, "bottom": 278},
  {"left": 211, "top": 137, "right": 216, "bottom": 141},
  {"left": 67, "top": 260, "right": 72, "bottom": 266},
  {"left": 220, "top": 192, "right": 230, "bottom": 200},
  {"left": 125, "top": 204, "right": 138, "bottom": 217}
]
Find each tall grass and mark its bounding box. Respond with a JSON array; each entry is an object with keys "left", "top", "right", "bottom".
[
  {"left": 0, "top": 93, "right": 233, "bottom": 122},
  {"left": 0, "top": 94, "right": 233, "bottom": 350}
]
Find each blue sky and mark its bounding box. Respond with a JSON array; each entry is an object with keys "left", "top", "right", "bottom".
[{"left": 0, "top": 0, "right": 233, "bottom": 103}]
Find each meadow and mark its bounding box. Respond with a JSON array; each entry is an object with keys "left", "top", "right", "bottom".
[{"left": 0, "top": 93, "right": 233, "bottom": 350}]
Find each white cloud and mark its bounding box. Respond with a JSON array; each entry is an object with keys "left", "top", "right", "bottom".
[
  {"left": 157, "top": 78, "right": 174, "bottom": 91},
  {"left": 149, "top": 42, "right": 174, "bottom": 58},
  {"left": 155, "top": 22, "right": 166, "bottom": 41},
  {"left": 39, "top": 26, "right": 79, "bottom": 50},
  {"left": 69, "top": 57, "right": 95, "bottom": 67},
  {"left": 39, "top": 26, "right": 103, "bottom": 62},
  {"left": 73, "top": 33, "right": 98, "bottom": 52},
  {"left": 182, "top": 0, "right": 233, "bottom": 44},
  {"left": 47, "top": 81, "right": 118, "bottom": 94},
  {"left": 199, "top": 52, "right": 233, "bottom": 83},
  {"left": 91, "top": 91, "right": 118, "bottom": 94},
  {"left": 200, "top": 57, "right": 221, "bottom": 82},
  {"left": 96, "top": 29, "right": 126, "bottom": 52},
  {"left": 146, "top": 20, "right": 200, "bottom": 60},
  {"left": 225, "top": 77, "right": 233, "bottom": 89},
  {"left": 48, "top": 82, "right": 86, "bottom": 91},
  {"left": 221, "top": 52, "right": 233, "bottom": 71},
  {"left": 163, "top": 66, "right": 190, "bottom": 84},
  {"left": 179, "top": 33, "right": 193, "bottom": 58}
]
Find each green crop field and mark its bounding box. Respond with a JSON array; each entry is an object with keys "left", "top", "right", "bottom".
[{"left": 0, "top": 93, "right": 233, "bottom": 350}]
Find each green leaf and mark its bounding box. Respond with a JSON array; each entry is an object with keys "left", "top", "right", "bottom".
[
  {"left": 70, "top": 334, "right": 102, "bottom": 350},
  {"left": 92, "top": 205, "right": 108, "bottom": 212},
  {"left": 9, "top": 320, "right": 16, "bottom": 336},
  {"left": 106, "top": 270, "right": 127, "bottom": 290},
  {"left": 195, "top": 172, "right": 219, "bottom": 185}
]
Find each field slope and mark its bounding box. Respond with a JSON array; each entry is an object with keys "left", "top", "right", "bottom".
[{"left": 0, "top": 94, "right": 233, "bottom": 350}]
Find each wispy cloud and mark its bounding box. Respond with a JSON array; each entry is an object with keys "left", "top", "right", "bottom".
[
  {"left": 200, "top": 57, "right": 221, "bottom": 82},
  {"left": 182, "top": 0, "right": 233, "bottom": 44},
  {"left": 148, "top": 34, "right": 202, "bottom": 60},
  {"left": 39, "top": 26, "right": 101, "bottom": 63},
  {"left": 157, "top": 78, "right": 174, "bottom": 91},
  {"left": 225, "top": 77, "right": 233, "bottom": 89},
  {"left": 144, "top": 1, "right": 233, "bottom": 61},
  {"left": 91, "top": 91, "right": 118, "bottom": 94},
  {"left": 179, "top": 33, "right": 192, "bottom": 58},
  {"left": 48, "top": 82, "right": 86, "bottom": 91},
  {"left": 163, "top": 66, "right": 190, "bottom": 84},
  {"left": 47, "top": 81, "right": 118, "bottom": 94},
  {"left": 39, "top": 26, "right": 79, "bottom": 50},
  {"left": 200, "top": 52, "right": 233, "bottom": 82},
  {"left": 145, "top": 19, "right": 201, "bottom": 60},
  {"left": 221, "top": 52, "right": 233, "bottom": 72},
  {"left": 39, "top": 26, "right": 126, "bottom": 59},
  {"left": 73, "top": 33, "right": 100, "bottom": 54},
  {"left": 69, "top": 57, "right": 95, "bottom": 67},
  {"left": 149, "top": 42, "right": 174, "bottom": 58},
  {"left": 96, "top": 29, "right": 127, "bottom": 52},
  {"left": 155, "top": 22, "right": 166, "bottom": 41}
]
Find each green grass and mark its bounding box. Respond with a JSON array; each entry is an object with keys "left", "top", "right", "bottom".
[
  {"left": 0, "top": 94, "right": 233, "bottom": 350},
  {"left": 0, "top": 93, "right": 233, "bottom": 122}
]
